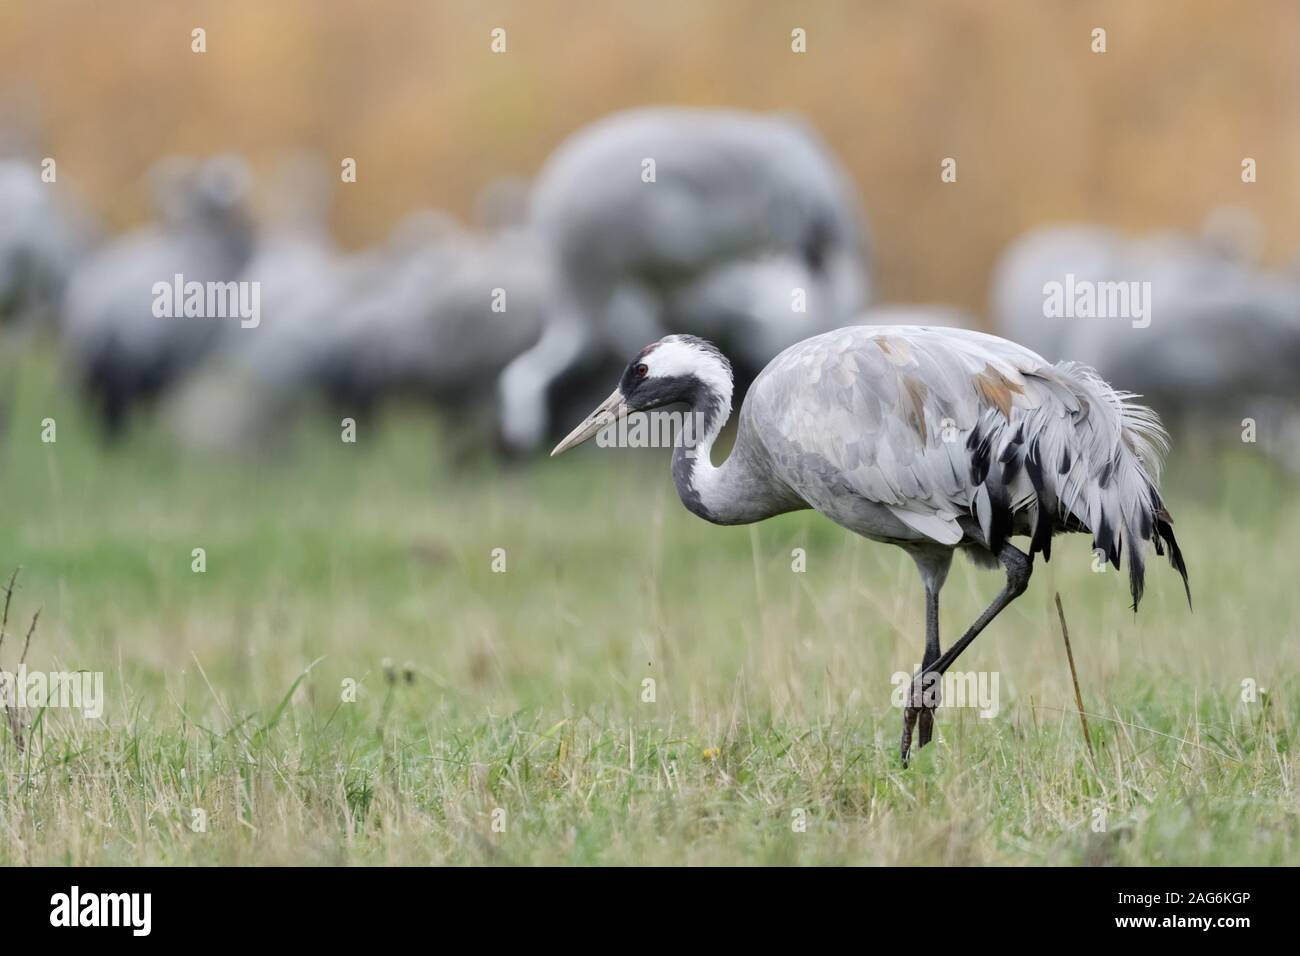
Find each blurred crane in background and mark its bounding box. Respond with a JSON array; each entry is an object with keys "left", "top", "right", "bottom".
[
  {"left": 60, "top": 154, "right": 255, "bottom": 438},
  {"left": 497, "top": 107, "right": 872, "bottom": 453},
  {"left": 991, "top": 213, "right": 1300, "bottom": 468},
  {"left": 0, "top": 154, "right": 94, "bottom": 338},
  {"left": 168, "top": 190, "right": 551, "bottom": 452}
]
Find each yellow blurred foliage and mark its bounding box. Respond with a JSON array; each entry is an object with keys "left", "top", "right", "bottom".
[{"left": 2, "top": 0, "right": 1296, "bottom": 316}]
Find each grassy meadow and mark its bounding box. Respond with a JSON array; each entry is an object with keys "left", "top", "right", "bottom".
[{"left": 0, "top": 346, "right": 1297, "bottom": 866}]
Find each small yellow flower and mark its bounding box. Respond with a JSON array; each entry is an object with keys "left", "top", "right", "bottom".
[{"left": 702, "top": 747, "right": 720, "bottom": 761}]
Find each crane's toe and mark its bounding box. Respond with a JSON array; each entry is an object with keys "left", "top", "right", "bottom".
[
  {"left": 900, "top": 705, "right": 919, "bottom": 765},
  {"left": 917, "top": 708, "right": 935, "bottom": 749}
]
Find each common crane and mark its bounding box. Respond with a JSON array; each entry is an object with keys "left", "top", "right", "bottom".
[{"left": 551, "top": 326, "right": 1189, "bottom": 763}]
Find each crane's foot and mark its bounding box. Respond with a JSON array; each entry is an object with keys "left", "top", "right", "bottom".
[
  {"left": 915, "top": 707, "right": 935, "bottom": 749},
  {"left": 917, "top": 707, "right": 935, "bottom": 749},
  {"left": 900, "top": 705, "right": 919, "bottom": 766},
  {"left": 900, "top": 673, "right": 940, "bottom": 766}
]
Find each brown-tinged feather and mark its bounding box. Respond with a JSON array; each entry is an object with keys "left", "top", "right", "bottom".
[
  {"left": 973, "top": 364, "right": 1024, "bottom": 420},
  {"left": 898, "top": 373, "right": 929, "bottom": 442}
]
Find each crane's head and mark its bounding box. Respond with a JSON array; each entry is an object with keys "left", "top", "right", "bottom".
[{"left": 550, "top": 334, "right": 732, "bottom": 456}]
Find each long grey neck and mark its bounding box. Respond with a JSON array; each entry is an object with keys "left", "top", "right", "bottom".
[{"left": 670, "top": 383, "right": 801, "bottom": 526}]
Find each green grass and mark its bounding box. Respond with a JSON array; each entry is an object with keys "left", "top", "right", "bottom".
[{"left": 1, "top": 346, "right": 1298, "bottom": 865}]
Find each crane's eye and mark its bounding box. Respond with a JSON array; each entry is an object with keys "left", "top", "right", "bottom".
[{"left": 634, "top": 363, "right": 649, "bottom": 378}]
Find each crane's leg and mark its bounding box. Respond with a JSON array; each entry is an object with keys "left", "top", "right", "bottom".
[
  {"left": 916, "top": 586, "right": 942, "bottom": 747},
  {"left": 900, "top": 550, "right": 951, "bottom": 763},
  {"left": 900, "top": 586, "right": 941, "bottom": 763},
  {"left": 901, "top": 543, "right": 1031, "bottom": 765}
]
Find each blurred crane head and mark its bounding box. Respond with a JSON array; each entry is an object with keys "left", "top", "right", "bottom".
[{"left": 150, "top": 153, "right": 252, "bottom": 231}]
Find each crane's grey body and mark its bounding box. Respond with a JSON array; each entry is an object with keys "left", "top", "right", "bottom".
[
  {"left": 241, "top": 151, "right": 338, "bottom": 339},
  {"left": 0, "top": 157, "right": 94, "bottom": 335},
  {"left": 553, "top": 324, "right": 1188, "bottom": 763},
  {"left": 319, "top": 225, "right": 551, "bottom": 410},
  {"left": 684, "top": 325, "right": 1178, "bottom": 587},
  {"left": 500, "top": 107, "right": 870, "bottom": 451},
  {"left": 61, "top": 155, "right": 254, "bottom": 436},
  {"left": 179, "top": 210, "right": 552, "bottom": 449}
]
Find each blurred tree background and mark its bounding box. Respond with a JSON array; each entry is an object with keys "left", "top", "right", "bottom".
[{"left": 1, "top": 0, "right": 1295, "bottom": 317}]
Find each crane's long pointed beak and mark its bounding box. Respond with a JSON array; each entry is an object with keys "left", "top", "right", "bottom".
[{"left": 550, "top": 388, "right": 628, "bottom": 457}]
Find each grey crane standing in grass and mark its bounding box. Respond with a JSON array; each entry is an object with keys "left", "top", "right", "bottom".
[{"left": 551, "top": 326, "right": 1190, "bottom": 763}]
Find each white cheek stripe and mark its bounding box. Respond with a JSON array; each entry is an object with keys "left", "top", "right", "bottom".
[{"left": 644, "top": 339, "right": 732, "bottom": 396}]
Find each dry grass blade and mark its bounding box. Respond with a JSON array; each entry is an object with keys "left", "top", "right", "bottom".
[
  {"left": 1053, "top": 592, "right": 1095, "bottom": 762},
  {"left": 0, "top": 569, "right": 39, "bottom": 754},
  {"left": 19, "top": 609, "right": 39, "bottom": 668},
  {"left": 0, "top": 566, "right": 18, "bottom": 660}
]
